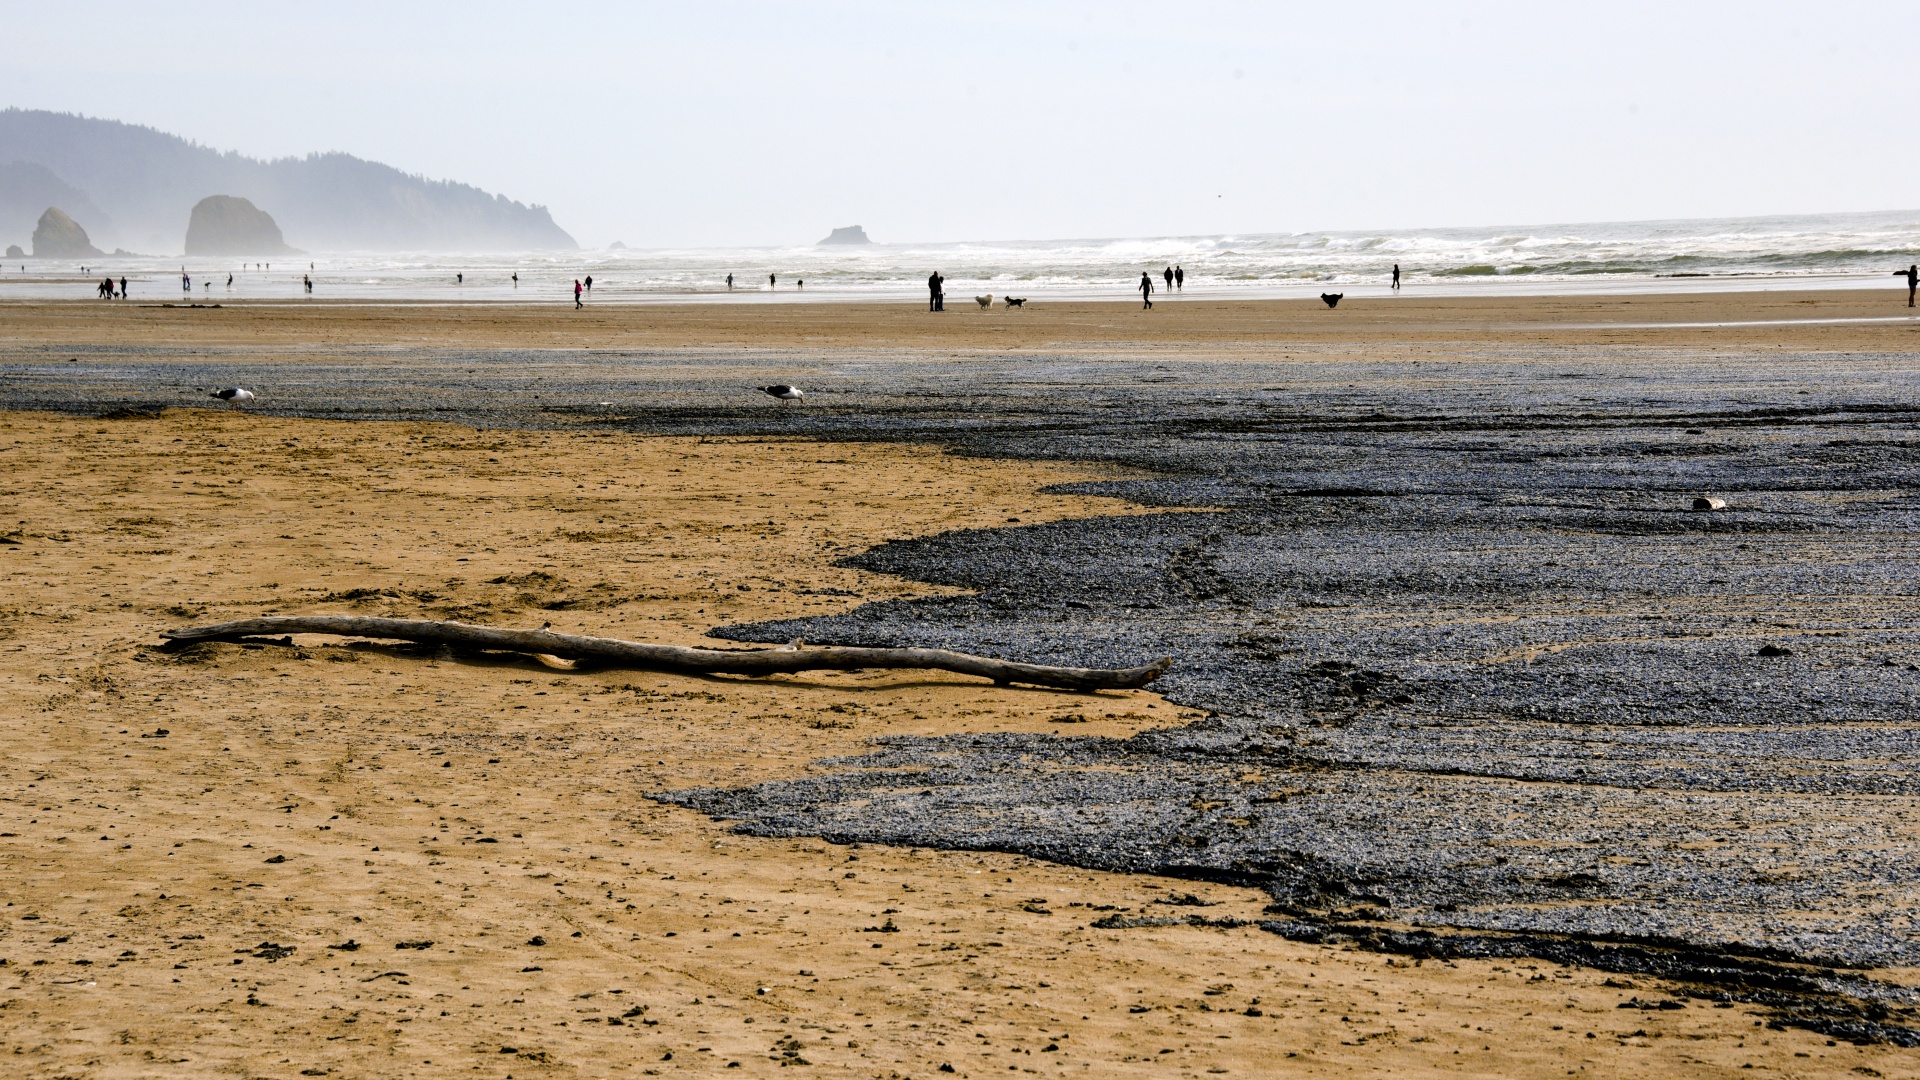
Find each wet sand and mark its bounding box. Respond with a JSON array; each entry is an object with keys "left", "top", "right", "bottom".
[{"left": 2, "top": 287, "right": 1919, "bottom": 355}]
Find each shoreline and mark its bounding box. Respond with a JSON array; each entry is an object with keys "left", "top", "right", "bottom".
[{"left": 0, "top": 270, "right": 1912, "bottom": 306}]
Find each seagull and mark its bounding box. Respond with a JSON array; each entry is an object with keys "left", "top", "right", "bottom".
[
  {"left": 211, "top": 387, "right": 256, "bottom": 405},
  {"left": 758, "top": 385, "right": 804, "bottom": 401}
]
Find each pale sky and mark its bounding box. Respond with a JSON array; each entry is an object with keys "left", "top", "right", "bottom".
[{"left": 6, "top": 1, "right": 1915, "bottom": 248}]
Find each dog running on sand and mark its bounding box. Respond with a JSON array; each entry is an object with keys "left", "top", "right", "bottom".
[
  {"left": 975, "top": 294, "right": 993, "bottom": 309},
  {"left": 1004, "top": 297, "right": 1027, "bottom": 308},
  {"left": 1320, "top": 293, "right": 1343, "bottom": 309}
]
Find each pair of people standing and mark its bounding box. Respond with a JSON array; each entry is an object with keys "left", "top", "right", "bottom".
[
  {"left": 927, "top": 271, "right": 945, "bottom": 311},
  {"left": 1161, "top": 265, "right": 1184, "bottom": 290}
]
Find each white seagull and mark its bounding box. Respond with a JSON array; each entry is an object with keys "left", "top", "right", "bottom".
[
  {"left": 758, "top": 384, "right": 804, "bottom": 402},
  {"left": 211, "top": 387, "right": 256, "bottom": 405}
]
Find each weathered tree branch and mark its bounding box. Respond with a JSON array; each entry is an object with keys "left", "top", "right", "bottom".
[{"left": 161, "top": 616, "right": 1172, "bottom": 691}]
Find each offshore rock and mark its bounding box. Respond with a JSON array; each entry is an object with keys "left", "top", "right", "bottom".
[
  {"left": 31, "top": 206, "right": 103, "bottom": 258},
  {"left": 1, "top": 161, "right": 112, "bottom": 250},
  {"left": 184, "top": 195, "right": 295, "bottom": 256},
  {"left": 4, "top": 244, "right": 20, "bottom": 258},
  {"left": 818, "top": 225, "right": 872, "bottom": 245}
]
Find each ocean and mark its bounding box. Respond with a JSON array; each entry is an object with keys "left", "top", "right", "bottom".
[{"left": 5, "top": 208, "right": 1917, "bottom": 304}]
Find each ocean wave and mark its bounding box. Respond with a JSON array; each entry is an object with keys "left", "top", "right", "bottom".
[{"left": 7, "top": 209, "right": 1914, "bottom": 301}]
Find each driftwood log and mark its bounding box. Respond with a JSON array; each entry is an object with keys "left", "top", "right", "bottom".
[{"left": 161, "top": 616, "right": 1172, "bottom": 691}]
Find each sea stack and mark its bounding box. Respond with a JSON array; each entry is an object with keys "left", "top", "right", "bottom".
[
  {"left": 31, "top": 207, "right": 103, "bottom": 258},
  {"left": 817, "top": 225, "right": 872, "bottom": 246},
  {"left": 184, "top": 195, "right": 295, "bottom": 255}
]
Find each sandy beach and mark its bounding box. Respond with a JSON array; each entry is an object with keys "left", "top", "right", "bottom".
[
  {"left": 4, "top": 293, "right": 1919, "bottom": 1077},
  {"left": 2, "top": 288, "right": 1919, "bottom": 355}
]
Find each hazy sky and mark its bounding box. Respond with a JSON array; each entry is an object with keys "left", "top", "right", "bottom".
[{"left": 6, "top": 2, "right": 1916, "bottom": 248}]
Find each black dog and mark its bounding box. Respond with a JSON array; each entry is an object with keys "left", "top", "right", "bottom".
[
  {"left": 1004, "top": 297, "right": 1027, "bottom": 308},
  {"left": 1320, "top": 293, "right": 1343, "bottom": 309}
]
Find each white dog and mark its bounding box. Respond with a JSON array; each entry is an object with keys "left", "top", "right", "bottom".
[{"left": 975, "top": 294, "right": 993, "bottom": 309}]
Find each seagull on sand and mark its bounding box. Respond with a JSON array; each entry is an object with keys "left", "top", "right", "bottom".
[
  {"left": 758, "top": 385, "right": 804, "bottom": 402},
  {"left": 211, "top": 387, "right": 256, "bottom": 405}
]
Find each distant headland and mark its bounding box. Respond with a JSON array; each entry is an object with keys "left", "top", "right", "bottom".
[{"left": 0, "top": 108, "right": 576, "bottom": 255}]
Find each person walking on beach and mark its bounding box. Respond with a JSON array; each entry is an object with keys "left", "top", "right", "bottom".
[
  {"left": 512, "top": 272, "right": 519, "bottom": 287},
  {"left": 1163, "top": 265, "right": 1174, "bottom": 292},
  {"left": 1392, "top": 263, "right": 1401, "bottom": 290},
  {"left": 1175, "top": 265, "right": 1184, "bottom": 289},
  {"left": 181, "top": 270, "right": 191, "bottom": 293},
  {"left": 457, "top": 272, "right": 464, "bottom": 284},
  {"left": 727, "top": 273, "right": 734, "bottom": 290},
  {"left": 770, "top": 273, "right": 776, "bottom": 288},
  {"left": 1140, "top": 271, "right": 1155, "bottom": 309},
  {"left": 119, "top": 276, "right": 127, "bottom": 299},
  {"left": 1899, "top": 264, "right": 1918, "bottom": 308},
  {"left": 584, "top": 275, "right": 593, "bottom": 292},
  {"left": 928, "top": 271, "right": 945, "bottom": 312},
  {"left": 574, "top": 279, "right": 584, "bottom": 309}
]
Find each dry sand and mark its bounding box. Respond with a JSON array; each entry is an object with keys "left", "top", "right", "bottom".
[{"left": 1, "top": 402, "right": 1903, "bottom": 1078}]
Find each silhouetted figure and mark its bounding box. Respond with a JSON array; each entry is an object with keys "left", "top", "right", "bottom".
[
  {"left": 929, "top": 271, "right": 945, "bottom": 312},
  {"left": 769, "top": 274, "right": 776, "bottom": 288},
  {"left": 1163, "top": 265, "right": 1174, "bottom": 291},
  {"left": 512, "top": 272, "right": 519, "bottom": 287},
  {"left": 457, "top": 272, "right": 464, "bottom": 284},
  {"left": 1140, "top": 272, "right": 1154, "bottom": 309},
  {"left": 181, "top": 271, "right": 191, "bottom": 293},
  {"left": 226, "top": 273, "right": 233, "bottom": 288},
  {"left": 584, "top": 275, "right": 593, "bottom": 292},
  {"left": 1899, "top": 264, "right": 1918, "bottom": 308},
  {"left": 726, "top": 273, "right": 734, "bottom": 290},
  {"left": 1391, "top": 264, "right": 1401, "bottom": 290},
  {"left": 1320, "top": 292, "right": 1343, "bottom": 309},
  {"left": 797, "top": 279, "right": 804, "bottom": 290},
  {"left": 574, "top": 279, "right": 584, "bottom": 309},
  {"left": 1174, "top": 265, "right": 1184, "bottom": 289},
  {"left": 303, "top": 274, "right": 313, "bottom": 294},
  {"left": 118, "top": 276, "right": 127, "bottom": 298}
]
